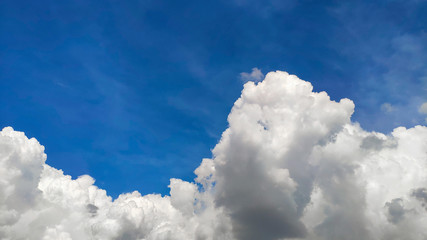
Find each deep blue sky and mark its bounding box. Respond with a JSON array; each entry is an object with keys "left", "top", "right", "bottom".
[{"left": 1, "top": 0, "right": 426, "bottom": 198}]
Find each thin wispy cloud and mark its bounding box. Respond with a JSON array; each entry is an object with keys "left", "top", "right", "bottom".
[
  {"left": 419, "top": 102, "right": 427, "bottom": 123},
  {"left": 419, "top": 102, "right": 427, "bottom": 114},
  {"left": 325, "top": 1, "right": 427, "bottom": 131},
  {"left": 240, "top": 67, "right": 264, "bottom": 83},
  {"left": 381, "top": 102, "right": 395, "bottom": 113}
]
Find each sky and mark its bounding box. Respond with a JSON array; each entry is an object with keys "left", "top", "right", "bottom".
[{"left": 1, "top": 0, "right": 427, "bottom": 202}]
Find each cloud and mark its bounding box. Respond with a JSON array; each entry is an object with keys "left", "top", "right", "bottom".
[
  {"left": 412, "top": 188, "right": 427, "bottom": 210},
  {"left": 419, "top": 102, "right": 427, "bottom": 123},
  {"left": 0, "top": 127, "right": 231, "bottom": 240},
  {"left": 385, "top": 198, "right": 407, "bottom": 224},
  {"left": 240, "top": 67, "right": 264, "bottom": 82},
  {"left": 381, "top": 102, "right": 395, "bottom": 113},
  {"left": 420, "top": 102, "right": 427, "bottom": 114},
  {"left": 1, "top": 71, "right": 427, "bottom": 239}
]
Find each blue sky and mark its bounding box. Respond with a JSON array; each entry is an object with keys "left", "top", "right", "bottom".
[{"left": 1, "top": 0, "right": 426, "bottom": 198}]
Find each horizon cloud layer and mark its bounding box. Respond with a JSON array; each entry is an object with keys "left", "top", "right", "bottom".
[{"left": 1, "top": 71, "right": 427, "bottom": 240}]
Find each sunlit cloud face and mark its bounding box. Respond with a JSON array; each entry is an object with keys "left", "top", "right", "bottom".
[{"left": 1, "top": 71, "right": 427, "bottom": 240}]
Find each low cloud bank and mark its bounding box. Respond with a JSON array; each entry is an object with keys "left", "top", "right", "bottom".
[{"left": 1, "top": 71, "right": 427, "bottom": 240}]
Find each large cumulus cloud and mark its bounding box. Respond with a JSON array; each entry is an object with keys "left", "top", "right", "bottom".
[{"left": 1, "top": 71, "right": 427, "bottom": 239}]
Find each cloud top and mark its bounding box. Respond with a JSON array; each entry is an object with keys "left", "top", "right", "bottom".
[{"left": 1, "top": 71, "right": 427, "bottom": 240}]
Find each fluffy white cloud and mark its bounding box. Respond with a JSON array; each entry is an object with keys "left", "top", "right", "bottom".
[
  {"left": 1, "top": 71, "right": 427, "bottom": 239},
  {"left": 0, "top": 129, "right": 230, "bottom": 240}
]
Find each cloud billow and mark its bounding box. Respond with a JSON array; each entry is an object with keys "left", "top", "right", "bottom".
[{"left": 1, "top": 71, "right": 427, "bottom": 239}]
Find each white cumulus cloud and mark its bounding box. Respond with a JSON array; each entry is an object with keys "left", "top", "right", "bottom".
[{"left": 1, "top": 71, "right": 427, "bottom": 240}]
